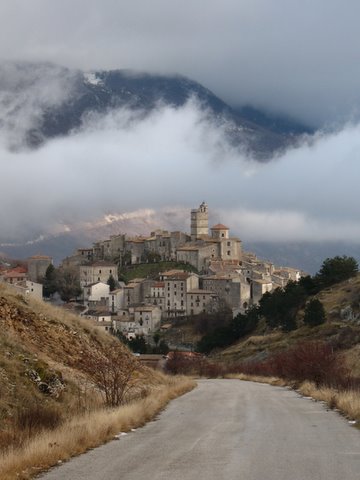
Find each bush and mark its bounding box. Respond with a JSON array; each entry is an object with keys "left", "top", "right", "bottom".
[
  {"left": 79, "top": 345, "right": 139, "bottom": 407},
  {"left": 165, "top": 353, "right": 225, "bottom": 377},
  {"left": 234, "top": 341, "right": 351, "bottom": 388}
]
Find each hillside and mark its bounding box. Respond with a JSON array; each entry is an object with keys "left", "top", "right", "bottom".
[
  {"left": 0, "top": 283, "right": 194, "bottom": 479},
  {"left": 218, "top": 274, "right": 360, "bottom": 369}
]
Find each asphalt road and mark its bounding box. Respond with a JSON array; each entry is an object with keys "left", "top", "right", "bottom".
[{"left": 40, "top": 380, "right": 360, "bottom": 480}]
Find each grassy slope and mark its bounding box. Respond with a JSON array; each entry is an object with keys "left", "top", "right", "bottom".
[
  {"left": 218, "top": 274, "right": 360, "bottom": 366},
  {"left": 119, "top": 261, "right": 197, "bottom": 283},
  {"left": 0, "top": 283, "right": 195, "bottom": 478}
]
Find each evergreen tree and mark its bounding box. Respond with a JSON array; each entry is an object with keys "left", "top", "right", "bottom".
[
  {"left": 107, "top": 274, "right": 116, "bottom": 292},
  {"left": 43, "top": 264, "right": 57, "bottom": 297},
  {"left": 316, "top": 256, "right": 358, "bottom": 288},
  {"left": 303, "top": 299, "right": 326, "bottom": 327}
]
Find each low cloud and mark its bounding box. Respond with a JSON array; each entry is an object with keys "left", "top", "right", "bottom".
[{"left": 1, "top": 100, "right": 360, "bottom": 245}]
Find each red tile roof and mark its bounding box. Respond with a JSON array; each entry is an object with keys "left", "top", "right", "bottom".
[{"left": 211, "top": 224, "right": 229, "bottom": 230}]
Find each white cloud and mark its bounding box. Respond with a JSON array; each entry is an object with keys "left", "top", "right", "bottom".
[{"left": 1, "top": 98, "right": 360, "bottom": 244}]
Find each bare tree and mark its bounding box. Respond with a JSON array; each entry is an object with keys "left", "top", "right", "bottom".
[{"left": 80, "top": 345, "right": 140, "bottom": 407}]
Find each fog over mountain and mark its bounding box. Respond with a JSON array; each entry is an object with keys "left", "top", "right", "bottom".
[{"left": 1, "top": 1, "right": 360, "bottom": 271}]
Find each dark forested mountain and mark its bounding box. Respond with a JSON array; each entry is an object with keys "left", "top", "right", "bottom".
[{"left": 0, "top": 62, "right": 311, "bottom": 159}]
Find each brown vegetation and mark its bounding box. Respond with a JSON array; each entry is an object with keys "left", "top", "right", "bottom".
[
  {"left": 0, "top": 374, "right": 195, "bottom": 480},
  {"left": 0, "top": 284, "right": 196, "bottom": 479}
]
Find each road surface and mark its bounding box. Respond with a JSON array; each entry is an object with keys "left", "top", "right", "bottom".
[{"left": 40, "top": 379, "right": 360, "bottom": 480}]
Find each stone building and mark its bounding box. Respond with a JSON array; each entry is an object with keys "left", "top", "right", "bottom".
[
  {"left": 160, "top": 270, "right": 199, "bottom": 318},
  {"left": 186, "top": 289, "right": 218, "bottom": 316},
  {"left": 202, "top": 273, "right": 251, "bottom": 312},
  {"left": 27, "top": 255, "right": 52, "bottom": 282},
  {"left": 147, "top": 281, "right": 165, "bottom": 311},
  {"left": 79, "top": 261, "right": 118, "bottom": 288},
  {"left": 83, "top": 282, "right": 110, "bottom": 306},
  {"left": 191, "top": 201, "right": 209, "bottom": 240}
]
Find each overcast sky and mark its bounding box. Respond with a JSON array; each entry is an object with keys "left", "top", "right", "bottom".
[{"left": 1, "top": 0, "right": 360, "bottom": 126}]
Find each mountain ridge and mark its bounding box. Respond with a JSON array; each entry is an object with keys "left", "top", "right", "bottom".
[{"left": 0, "top": 61, "right": 311, "bottom": 158}]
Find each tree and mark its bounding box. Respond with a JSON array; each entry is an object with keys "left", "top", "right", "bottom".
[
  {"left": 43, "top": 264, "right": 57, "bottom": 298},
  {"left": 259, "top": 281, "right": 306, "bottom": 331},
  {"left": 127, "top": 335, "right": 148, "bottom": 354},
  {"left": 80, "top": 345, "right": 139, "bottom": 407},
  {"left": 316, "top": 256, "right": 358, "bottom": 288},
  {"left": 107, "top": 274, "right": 116, "bottom": 292},
  {"left": 56, "top": 266, "right": 82, "bottom": 302},
  {"left": 303, "top": 299, "right": 326, "bottom": 327}
]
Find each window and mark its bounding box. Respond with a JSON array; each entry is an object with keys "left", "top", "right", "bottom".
[
  {"left": 227, "top": 251, "right": 231, "bottom": 256},
  {"left": 227, "top": 241, "right": 231, "bottom": 246}
]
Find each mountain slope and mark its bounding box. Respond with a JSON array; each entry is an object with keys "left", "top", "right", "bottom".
[{"left": 0, "top": 61, "right": 309, "bottom": 158}]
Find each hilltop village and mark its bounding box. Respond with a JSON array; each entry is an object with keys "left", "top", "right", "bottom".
[{"left": 0, "top": 203, "right": 301, "bottom": 340}]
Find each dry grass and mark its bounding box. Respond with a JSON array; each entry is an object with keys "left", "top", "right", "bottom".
[
  {"left": 298, "top": 381, "right": 360, "bottom": 420},
  {"left": 0, "top": 375, "right": 195, "bottom": 480}
]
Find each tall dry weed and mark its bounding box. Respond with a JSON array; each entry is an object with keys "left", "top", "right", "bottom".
[{"left": 0, "top": 376, "right": 195, "bottom": 480}]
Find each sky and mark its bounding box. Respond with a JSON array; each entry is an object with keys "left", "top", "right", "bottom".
[
  {"left": 1, "top": 0, "right": 360, "bottom": 126},
  {"left": 1, "top": 1, "right": 360, "bottom": 251}
]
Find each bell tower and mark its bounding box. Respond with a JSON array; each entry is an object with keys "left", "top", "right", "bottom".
[{"left": 191, "top": 202, "right": 209, "bottom": 240}]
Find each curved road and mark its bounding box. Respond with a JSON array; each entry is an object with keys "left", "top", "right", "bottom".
[{"left": 41, "top": 380, "right": 360, "bottom": 480}]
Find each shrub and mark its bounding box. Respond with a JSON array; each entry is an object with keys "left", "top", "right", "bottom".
[
  {"left": 234, "top": 341, "right": 351, "bottom": 388},
  {"left": 79, "top": 345, "right": 140, "bottom": 407}
]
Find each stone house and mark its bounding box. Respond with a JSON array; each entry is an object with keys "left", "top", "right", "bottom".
[
  {"left": 114, "top": 305, "right": 161, "bottom": 338},
  {"left": 79, "top": 261, "right": 118, "bottom": 288},
  {"left": 27, "top": 255, "right": 52, "bottom": 282},
  {"left": 8, "top": 280, "right": 43, "bottom": 300},
  {"left": 83, "top": 282, "right": 110, "bottom": 306},
  {"left": 1, "top": 267, "right": 27, "bottom": 284},
  {"left": 147, "top": 281, "right": 165, "bottom": 312},
  {"left": 186, "top": 289, "right": 218, "bottom": 316},
  {"left": 109, "top": 285, "right": 126, "bottom": 313},
  {"left": 202, "top": 273, "right": 251, "bottom": 312},
  {"left": 252, "top": 279, "right": 273, "bottom": 304},
  {"left": 160, "top": 270, "right": 199, "bottom": 318}
]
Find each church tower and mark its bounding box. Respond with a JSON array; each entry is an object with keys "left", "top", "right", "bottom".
[{"left": 191, "top": 202, "right": 209, "bottom": 240}]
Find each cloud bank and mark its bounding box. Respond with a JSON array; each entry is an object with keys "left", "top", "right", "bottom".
[{"left": 1, "top": 99, "right": 360, "bottom": 245}]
